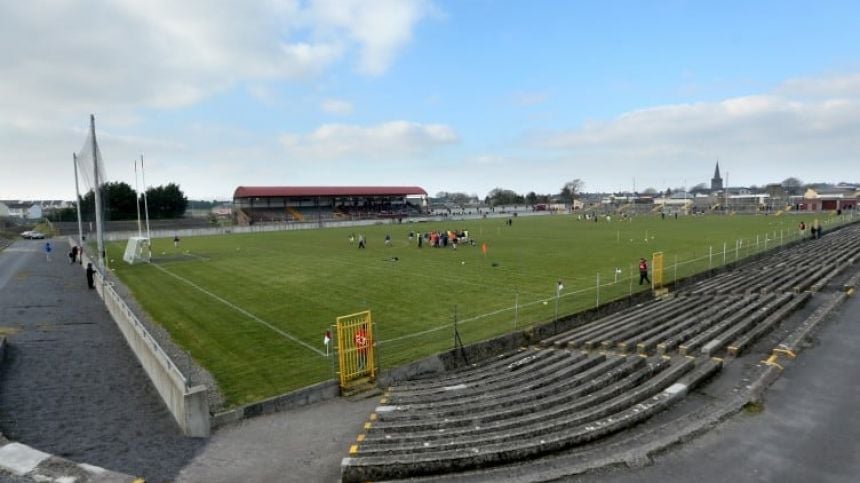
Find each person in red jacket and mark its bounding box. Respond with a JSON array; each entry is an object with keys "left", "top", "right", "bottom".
[
  {"left": 639, "top": 257, "right": 651, "bottom": 285},
  {"left": 354, "top": 327, "right": 368, "bottom": 370}
]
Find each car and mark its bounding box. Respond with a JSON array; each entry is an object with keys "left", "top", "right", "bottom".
[
  {"left": 20, "top": 231, "right": 33, "bottom": 239},
  {"left": 29, "top": 231, "right": 45, "bottom": 239}
]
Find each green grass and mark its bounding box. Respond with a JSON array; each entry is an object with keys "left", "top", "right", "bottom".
[{"left": 106, "top": 212, "right": 844, "bottom": 407}]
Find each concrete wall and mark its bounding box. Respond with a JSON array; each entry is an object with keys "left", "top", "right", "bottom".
[
  {"left": 75, "top": 240, "right": 210, "bottom": 437},
  {"left": 211, "top": 380, "right": 340, "bottom": 429}
]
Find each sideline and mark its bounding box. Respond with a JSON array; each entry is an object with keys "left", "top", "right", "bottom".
[{"left": 150, "top": 263, "right": 327, "bottom": 357}]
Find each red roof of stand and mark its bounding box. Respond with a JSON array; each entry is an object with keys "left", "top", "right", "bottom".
[{"left": 233, "top": 186, "right": 427, "bottom": 199}]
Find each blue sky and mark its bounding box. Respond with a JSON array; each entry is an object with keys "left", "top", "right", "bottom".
[{"left": 1, "top": 0, "right": 859, "bottom": 200}]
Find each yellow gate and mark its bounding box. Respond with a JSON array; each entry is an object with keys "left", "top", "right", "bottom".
[
  {"left": 335, "top": 310, "right": 376, "bottom": 391},
  {"left": 652, "top": 251, "right": 664, "bottom": 290}
]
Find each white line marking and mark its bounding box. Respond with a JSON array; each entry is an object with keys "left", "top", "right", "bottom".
[{"left": 151, "top": 263, "right": 326, "bottom": 357}]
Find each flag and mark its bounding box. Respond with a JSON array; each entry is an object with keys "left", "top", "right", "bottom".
[{"left": 323, "top": 330, "right": 331, "bottom": 346}]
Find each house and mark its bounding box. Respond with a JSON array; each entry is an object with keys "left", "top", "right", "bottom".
[
  {"left": 794, "top": 188, "right": 858, "bottom": 212},
  {"left": 5, "top": 202, "right": 43, "bottom": 220}
]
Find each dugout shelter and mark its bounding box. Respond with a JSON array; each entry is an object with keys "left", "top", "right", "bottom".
[{"left": 233, "top": 186, "right": 429, "bottom": 225}]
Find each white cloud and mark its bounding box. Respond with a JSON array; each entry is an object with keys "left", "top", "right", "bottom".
[
  {"left": 0, "top": 0, "right": 432, "bottom": 118},
  {"left": 532, "top": 75, "right": 860, "bottom": 190},
  {"left": 280, "top": 121, "right": 458, "bottom": 160},
  {"left": 308, "top": 0, "right": 434, "bottom": 75},
  {"left": 321, "top": 98, "right": 354, "bottom": 115}
]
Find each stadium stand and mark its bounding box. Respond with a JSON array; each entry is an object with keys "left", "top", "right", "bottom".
[
  {"left": 341, "top": 221, "right": 860, "bottom": 482},
  {"left": 233, "top": 186, "right": 428, "bottom": 225}
]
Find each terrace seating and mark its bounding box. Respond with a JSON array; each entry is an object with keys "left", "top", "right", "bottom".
[{"left": 341, "top": 222, "right": 860, "bottom": 482}]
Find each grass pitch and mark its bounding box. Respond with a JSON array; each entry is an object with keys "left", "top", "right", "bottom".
[{"left": 108, "top": 213, "right": 825, "bottom": 407}]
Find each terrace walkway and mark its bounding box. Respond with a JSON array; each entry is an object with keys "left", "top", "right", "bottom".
[{"left": 0, "top": 239, "right": 203, "bottom": 481}]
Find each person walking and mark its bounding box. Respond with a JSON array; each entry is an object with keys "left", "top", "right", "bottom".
[
  {"left": 638, "top": 257, "right": 651, "bottom": 285},
  {"left": 71, "top": 245, "right": 79, "bottom": 264},
  {"left": 357, "top": 234, "right": 366, "bottom": 249},
  {"left": 86, "top": 263, "right": 96, "bottom": 289},
  {"left": 44, "top": 241, "right": 52, "bottom": 262}
]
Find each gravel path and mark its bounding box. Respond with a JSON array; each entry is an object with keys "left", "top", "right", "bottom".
[{"left": 0, "top": 239, "right": 204, "bottom": 482}]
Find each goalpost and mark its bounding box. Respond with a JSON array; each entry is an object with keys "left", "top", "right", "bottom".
[{"left": 123, "top": 236, "right": 151, "bottom": 264}]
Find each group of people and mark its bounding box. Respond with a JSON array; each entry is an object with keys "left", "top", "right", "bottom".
[
  {"left": 350, "top": 229, "right": 473, "bottom": 250},
  {"left": 415, "top": 229, "right": 470, "bottom": 249},
  {"left": 43, "top": 241, "right": 97, "bottom": 289},
  {"left": 799, "top": 220, "right": 824, "bottom": 239}
]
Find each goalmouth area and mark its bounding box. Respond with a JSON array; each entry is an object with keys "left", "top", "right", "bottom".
[{"left": 106, "top": 212, "right": 850, "bottom": 408}]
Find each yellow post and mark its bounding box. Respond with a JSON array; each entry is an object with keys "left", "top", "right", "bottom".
[
  {"left": 335, "top": 310, "right": 376, "bottom": 391},
  {"left": 652, "top": 251, "right": 664, "bottom": 290}
]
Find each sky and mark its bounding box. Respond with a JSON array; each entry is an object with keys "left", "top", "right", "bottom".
[{"left": 1, "top": 0, "right": 859, "bottom": 201}]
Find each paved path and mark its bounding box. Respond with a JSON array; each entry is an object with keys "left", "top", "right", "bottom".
[{"left": 0, "top": 239, "right": 203, "bottom": 482}]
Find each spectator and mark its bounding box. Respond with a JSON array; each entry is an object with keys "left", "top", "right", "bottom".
[
  {"left": 639, "top": 257, "right": 651, "bottom": 285},
  {"left": 86, "top": 263, "right": 96, "bottom": 289}
]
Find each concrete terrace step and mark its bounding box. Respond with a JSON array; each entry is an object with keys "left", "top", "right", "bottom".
[
  {"left": 378, "top": 354, "right": 621, "bottom": 420},
  {"left": 342, "top": 358, "right": 721, "bottom": 482},
  {"left": 365, "top": 359, "right": 657, "bottom": 443},
  {"left": 727, "top": 292, "right": 812, "bottom": 356},
  {"left": 541, "top": 297, "right": 687, "bottom": 348},
  {"left": 657, "top": 296, "right": 763, "bottom": 356},
  {"left": 388, "top": 347, "right": 539, "bottom": 392},
  {"left": 371, "top": 356, "right": 637, "bottom": 431},
  {"left": 385, "top": 349, "right": 575, "bottom": 402},
  {"left": 678, "top": 293, "right": 781, "bottom": 356},
  {"left": 361, "top": 358, "right": 669, "bottom": 449},
  {"left": 353, "top": 358, "right": 687, "bottom": 456}
]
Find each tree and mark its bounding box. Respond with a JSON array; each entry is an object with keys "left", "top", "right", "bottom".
[
  {"left": 46, "top": 206, "right": 78, "bottom": 222},
  {"left": 665, "top": 187, "right": 673, "bottom": 197},
  {"left": 486, "top": 188, "right": 523, "bottom": 206},
  {"left": 560, "top": 179, "right": 585, "bottom": 203},
  {"left": 781, "top": 177, "right": 803, "bottom": 196},
  {"left": 689, "top": 183, "right": 709, "bottom": 194},
  {"left": 80, "top": 181, "right": 138, "bottom": 221},
  {"left": 642, "top": 187, "right": 658, "bottom": 195},
  {"left": 525, "top": 191, "right": 538, "bottom": 205},
  {"left": 146, "top": 183, "right": 188, "bottom": 219},
  {"left": 447, "top": 192, "right": 472, "bottom": 207}
]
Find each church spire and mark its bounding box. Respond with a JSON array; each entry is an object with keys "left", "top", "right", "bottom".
[{"left": 711, "top": 161, "right": 724, "bottom": 191}]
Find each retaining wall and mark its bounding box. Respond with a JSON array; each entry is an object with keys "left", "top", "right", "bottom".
[{"left": 74, "top": 239, "right": 210, "bottom": 437}]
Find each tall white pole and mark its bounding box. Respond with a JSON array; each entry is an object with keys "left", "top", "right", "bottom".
[
  {"left": 73, "top": 153, "right": 84, "bottom": 249},
  {"left": 90, "top": 115, "right": 106, "bottom": 270},
  {"left": 134, "top": 160, "right": 142, "bottom": 237},
  {"left": 140, "top": 154, "right": 151, "bottom": 239}
]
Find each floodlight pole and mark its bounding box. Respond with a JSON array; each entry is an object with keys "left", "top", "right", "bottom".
[
  {"left": 90, "top": 115, "right": 106, "bottom": 271},
  {"left": 73, "top": 153, "right": 84, "bottom": 250}
]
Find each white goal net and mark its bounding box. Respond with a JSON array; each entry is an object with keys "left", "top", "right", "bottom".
[{"left": 123, "top": 236, "right": 151, "bottom": 264}]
